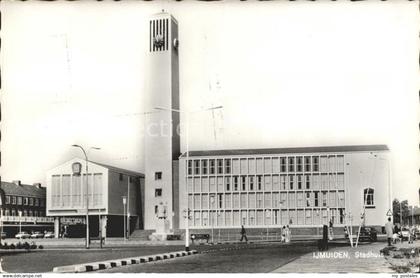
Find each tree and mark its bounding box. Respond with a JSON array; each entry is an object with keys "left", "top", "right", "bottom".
[{"left": 393, "top": 199, "right": 410, "bottom": 225}]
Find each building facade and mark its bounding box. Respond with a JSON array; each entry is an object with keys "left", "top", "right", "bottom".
[
  {"left": 144, "top": 12, "right": 180, "bottom": 231},
  {"left": 46, "top": 158, "right": 144, "bottom": 238},
  {"left": 177, "top": 145, "right": 391, "bottom": 232},
  {"left": 0, "top": 180, "right": 53, "bottom": 236}
]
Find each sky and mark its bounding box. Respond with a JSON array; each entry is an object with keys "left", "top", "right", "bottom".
[{"left": 1, "top": 1, "right": 419, "bottom": 204}]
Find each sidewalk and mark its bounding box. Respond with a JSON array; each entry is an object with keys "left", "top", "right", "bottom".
[{"left": 272, "top": 241, "right": 394, "bottom": 273}]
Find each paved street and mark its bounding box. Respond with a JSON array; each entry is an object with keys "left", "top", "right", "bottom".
[
  {"left": 96, "top": 242, "right": 318, "bottom": 273},
  {"left": 1, "top": 241, "right": 318, "bottom": 273},
  {"left": 1, "top": 245, "right": 186, "bottom": 273}
]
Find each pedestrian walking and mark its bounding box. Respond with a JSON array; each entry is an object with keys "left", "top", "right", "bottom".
[
  {"left": 240, "top": 225, "right": 248, "bottom": 242},
  {"left": 328, "top": 219, "right": 334, "bottom": 240},
  {"left": 281, "top": 226, "right": 286, "bottom": 242},
  {"left": 385, "top": 217, "right": 393, "bottom": 246},
  {"left": 285, "top": 225, "right": 291, "bottom": 243}
]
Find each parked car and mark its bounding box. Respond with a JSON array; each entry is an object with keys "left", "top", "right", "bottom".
[
  {"left": 44, "top": 231, "right": 54, "bottom": 239},
  {"left": 1, "top": 232, "right": 7, "bottom": 239},
  {"left": 400, "top": 228, "right": 410, "bottom": 241},
  {"left": 30, "top": 232, "right": 44, "bottom": 239},
  {"left": 15, "top": 232, "right": 30, "bottom": 239},
  {"left": 345, "top": 226, "right": 377, "bottom": 242}
]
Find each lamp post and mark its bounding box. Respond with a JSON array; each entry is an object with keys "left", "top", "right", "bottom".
[
  {"left": 371, "top": 154, "right": 392, "bottom": 218},
  {"left": 71, "top": 144, "right": 100, "bottom": 249},
  {"left": 210, "top": 195, "right": 215, "bottom": 243},
  {"left": 18, "top": 210, "right": 22, "bottom": 234},
  {"left": 122, "top": 196, "right": 127, "bottom": 240},
  {"left": 154, "top": 105, "right": 223, "bottom": 251}
]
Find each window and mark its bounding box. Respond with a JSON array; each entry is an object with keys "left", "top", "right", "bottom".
[
  {"left": 249, "top": 176, "right": 254, "bottom": 190},
  {"left": 257, "top": 176, "right": 262, "bottom": 190},
  {"left": 29, "top": 198, "right": 34, "bottom": 206},
  {"left": 218, "top": 194, "right": 223, "bottom": 209},
  {"left": 241, "top": 176, "right": 246, "bottom": 191},
  {"left": 288, "top": 157, "right": 295, "bottom": 172},
  {"left": 12, "top": 196, "right": 16, "bottom": 205},
  {"left": 234, "top": 176, "right": 238, "bottom": 191},
  {"left": 280, "top": 175, "right": 287, "bottom": 190},
  {"left": 322, "top": 192, "right": 327, "bottom": 207},
  {"left": 364, "top": 188, "right": 375, "bottom": 207},
  {"left": 314, "top": 192, "right": 319, "bottom": 207},
  {"left": 217, "top": 159, "right": 223, "bottom": 174},
  {"left": 289, "top": 175, "right": 294, "bottom": 190},
  {"left": 297, "top": 175, "right": 302, "bottom": 190},
  {"left": 40, "top": 199, "right": 45, "bottom": 207},
  {"left": 304, "top": 156, "right": 311, "bottom": 172},
  {"left": 256, "top": 193, "right": 263, "bottom": 208},
  {"left": 194, "top": 160, "right": 200, "bottom": 175},
  {"left": 225, "top": 177, "right": 231, "bottom": 191},
  {"left": 18, "top": 197, "right": 23, "bottom": 205},
  {"left": 297, "top": 157, "right": 303, "bottom": 172},
  {"left": 119, "top": 173, "right": 123, "bottom": 181},
  {"left": 306, "top": 192, "right": 311, "bottom": 207},
  {"left": 155, "top": 189, "right": 162, "bottom": 197},
  {"left": 225, "top": 159, "right": 231, "bottom": 174},
  {"left": 202, "top": 160, "right": 208, "bottom": 175},
  {"left": 280, "top": 157, "right": 286, "bottom": 172},
  {"left": 5, "top": 196, "right": 10, "bottom": 204},
  {"left": 155, "top": 172, "right": 162, "bottom": 180},
  {"left": 209, "top": 160, "right": 215, "bottom": 174},
  {"left": 187, "top": 160, "right": 192, "bottom": 175},
  {"left": 305, "top": 175, "right": 310, "bottom": 189},
  {"left": 312, "top": 157, "right": 319, "bottom": 172}
]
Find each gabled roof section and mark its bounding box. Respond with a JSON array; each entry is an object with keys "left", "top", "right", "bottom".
[
  {"left": 180, "top": 145, "right": 389, "bottom": 158},
  {"left": 0, "top": 181, "right": 46, "bottom": 198},
  {"left": 90, "top": 161, "right": 144, "bottom": 178}
]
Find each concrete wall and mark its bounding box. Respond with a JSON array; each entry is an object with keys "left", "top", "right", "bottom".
[
  {"left": 107, "top": 171, "right": 138, "bottom": 217},
  {"left": 345, "top": 151, "right": 391, "bottom": 227},
  {"left": 46, "top": 158, "right": 108, "bottom": 216}
]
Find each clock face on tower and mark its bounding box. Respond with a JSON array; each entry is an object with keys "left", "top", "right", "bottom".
[{"left": 153, "top": 34, "right": 164, "bottom": 48}]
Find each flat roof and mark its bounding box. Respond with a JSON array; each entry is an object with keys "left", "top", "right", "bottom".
[{"left": 180, "top": 144, "right": 389, "bottom": 158}]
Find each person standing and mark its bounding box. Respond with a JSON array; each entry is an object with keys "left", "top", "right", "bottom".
[
  {"left": 285, "top": 225, "right": 291, "bottom": 243},
  {"left": 385, "top": 217, "right": 393, "bottom": 246},
  {"left": 240, "top": 225, "right": 248, "bottom": 243}
]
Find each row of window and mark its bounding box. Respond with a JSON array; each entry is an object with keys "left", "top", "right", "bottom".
[
  {"left": 187, "top": 155, "right": 345, "bottom": 176},
  {"left": 5, "top": 196, "right": 45, "bottom": 207},
  {"left": 188, "top": 191, "right": 345, "bottom": 210},
  {"left": 2, "top": 209, "right": 46, "bottom": 217},
  {"left": 50, "top": 174, "right": 103, "bottom": 208},
  {"left": 187, "top": 208, "right": 346, "bottom": 227},
  {"left": 187, "top": 174, "right": 345, "bottom": 193}
]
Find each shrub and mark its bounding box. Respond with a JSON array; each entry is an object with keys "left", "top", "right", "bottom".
[
  {"left": 38, "top": 245, "right": 43, "bottom": 249},
  {"left": 9, "top": 244, "right": 15, "bottom": 249}
]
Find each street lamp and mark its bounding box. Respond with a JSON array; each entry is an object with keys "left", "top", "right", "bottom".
[
  {"left": 154, "top": 105, "right": 223, "bottom": 251},
  {"left": 371, "top": 153, "right": 392, "bottom": 217},
  {"left": 122, "top": 196, "right": 127, "bottom": 240},
  {"left": 71, "top": 144, "right": 101, "bottom": 249},
  {"left": 18, "top": 210, "right": 22, "bottom": 234},
  {"left": 210, "top": 195, "right": 215, "bottom": 244}
]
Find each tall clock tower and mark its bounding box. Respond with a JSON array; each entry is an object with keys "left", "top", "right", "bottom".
[{"left": 144, "top": 12, "right": 180, "bottom": 232}]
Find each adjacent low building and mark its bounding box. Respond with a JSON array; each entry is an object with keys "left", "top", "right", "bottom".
[
  {"left": 46, "top": 158, "right": 144, "bottom": 238},
  {"left": 0, "top": 180, "right": 53, "bottom": 236}
]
